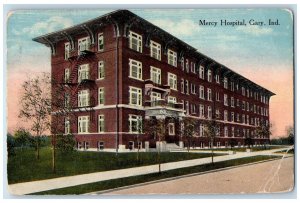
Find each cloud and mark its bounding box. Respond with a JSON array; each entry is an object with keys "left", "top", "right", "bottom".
[
  {"left": 18, "top": 16, "right": 74, "bottom": 36},
  {"left": 150, "top": 19, "right": 201, "bottom": 37},
  {"left": 236, "top": 25, "right": 273, "bottom": 36}
]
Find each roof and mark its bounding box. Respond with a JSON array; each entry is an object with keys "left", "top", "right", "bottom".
[{"left": 33, "top": 9, "right": 275, "bottom": 96}]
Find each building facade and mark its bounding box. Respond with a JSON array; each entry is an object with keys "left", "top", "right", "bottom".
[{"left": 33, "top": 10, "right": 275, "bottom": 152}]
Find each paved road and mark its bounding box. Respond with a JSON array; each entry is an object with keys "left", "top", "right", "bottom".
[{"left": 102, "top": 156, "right": 294, "bottom": 195}]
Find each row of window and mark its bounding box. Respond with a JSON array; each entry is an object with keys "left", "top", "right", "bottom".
[{"left": 128, "top": 30, "right": 269, "bottom": 104}]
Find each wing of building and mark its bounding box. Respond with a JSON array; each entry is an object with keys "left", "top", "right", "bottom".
[{"left": 33, "top": 9, "right": 275, "bottom": 152}]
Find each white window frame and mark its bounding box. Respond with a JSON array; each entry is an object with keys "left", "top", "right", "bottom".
[
  {"left": 168, "top": 49, "right": 177, "bottom": 67},
  {"left": 168, "top": 123, "right": 175, "bottom": 135},
  {"left": 207, "top": 88, "right": 212, "bottom": 101},
  {"left": 129, "top": 114, "right": 142, "bottom": 133},
  {"left": 129, "top": 59, "right": 143, "bottom": 80},
  {"left": 168, "top": 96, "right": 177, "bottom": 104},
  {"left": 150, "top": 66, "right": 161, "bottom": 85},
  {"left": 231, "top": 97, "right": 235, "bottom": 107},
  {"left": 224, "top": 77, "right": 228, "bottom": 89},
  {"left": 78, "top": 64, "right": 89, "bottom": 82},
  {"left": 98, "top": 87, "right": 104, "bottom": 105},
  {"left": 64, "top": 68, "right": 70, "bottom": 83},
  {"left": 78, "top": 116, "right": 89, "bottom": 133},
  {"left": 98, "top": 61, "right": 105, "bottom": 80},
  {"left": 129, "top": 31, "right": 142, "bottom": 53},
  {"left": 224, "top": 126, "right": 228, "bottom": 137},
  {"left": 199, "top": 104, "right": 205, "bottom": 118},
  {"left": 181, "top": 79, "right": 184, "bottom": 93},
  {"left": 98, "top": 115, "right": 105, "bottom": 133},
  {"left": 207, "top": 69, "right": 212, "bottom": 82},
  {"left": 231, "top": 112, "right": 235, "bottom": 122},
  {"left": 199, "top": 85, "right": 205, "bottom": 99},
  {"left": 64, "top": 93, "right": 70, "bottom": 108},
  {"left": 78, "top": 90, "right": 90, "bottom": 107},
  {"left": 129, "top": 86, "right": 142, "bottom": 106},
  {"left": 168, "top": 73, "right": 177, "bottom": 90},
  {"left": 150, "top": 40, "right": 161, "bottom": 60},
  {"left": 64, "top": 42, "right": 70, "bottom": 60},
  {"left": 98, "top": 33, "right": 104, "bottom": 51},
  {"left": 224, "top": 94, "right": 228, "bottom": 106},
  {"left": 65, "top": 117, "right": 70, "bottom": 134},
  {"left": 199, "top": 65, "right": 205, "bottom": 79},
  {"left": 199, "top": 123, "right": 204, "bottom": 137},
  {"left": 224, "top": 110, "right": 228, "bottom": 121},
  {"left": 150, "top": 92, "right": 161, "bottom": 102},
  {"left": 191, "top": 62, "right": 196, "bottom": 73},
  {"left": 215, "top": 74, "right": 220, "bottom": 83},
  {"left": 208, "top": 106, "right": 212, "bottom": 119},
  {"left": 78, "top": 37, "right": 91, "bottom": 54}
]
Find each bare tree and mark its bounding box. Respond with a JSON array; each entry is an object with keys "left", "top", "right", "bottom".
[
  {"left": 256, "top": 121, "right": 272, "bottom": 149},
  {"left": 203, "top": 120, "right": 219, "bottom": 164},
  {"left": 19, "top": 73, "right": 51, "bottom": 160}
]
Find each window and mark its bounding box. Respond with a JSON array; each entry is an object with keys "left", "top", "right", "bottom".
[
  {"left": 129, "top": 115, "right": 142, "bottom": 133},
  {"left": 199, "top": 65, "right": 205, "bottom": 79},
  {"left": 78, "top": 116, "right": 89, "bottom": 133},
  {"left": 224, "top": 110, "right": 228, "bottom": 121},
  {"left": 168, "top": 96, "right": 177, "bottom": 104},
  {"left": 98, "top": 87, "right": 104, "bottom": 105},
  {"left": 185, "top": 101, "right": 189, "bottom": 115},
  {"left": 98, "top": 115, "right": 105, "bottom": 132},
  {"left": 199, "top": 85, "right": 205, "bottom": 99},
  {"left": 199, "top": 104, "right": 205, "bottom": 118},
  {"left": 98, "top": 61, "right": 105, "bottom": 79},
  {"left": 185, "top": 80, "right": 189, "bottom": 94},
  {"left": 98, "top": 141, "right": 104, "bottom": 150},
  {"left": 191, "top": 104, "right": 196, "bottom": 114},
  {"left": 215, "top": 109, "right": 220, "bottom": 118},
  {"left": 224, "top": 77, "right": 228, "bottom": 89},
  {"left": 129, "top": 31, "right": 142, "bottom": 53},
  {"left": 237, "top": 99, "right": 240, "bottom": 107},
  {"left": 185, "top": 59, "right": 189, "bottom": 73},
  {"left": 98, "top": 33, "right": 104, "bottom": 51},
  {"left": 242, "top": 101, "right": 246, "bottom": 110},
  {"left": 84, "top": 141, "right": 89, "bottom": 150},
  {"left": 129, "top": 87, "right": 142, "bottom": 106},
  {"left": 150, "top": 66, "right": 161, "bottom": 84},
  {"left": 65, "top": 117, "right": 70, "bottom": 134},
  {"left": 247, "top": 102, "right": 249, "bottom": 111},
  {"left": 208, "top": 106, "right": 212, "bottom": 119},
  {"left": 191, "top": 62, "right": 196, "bottom": 73},
  {"left": 181, "top": 79, "right": 184, "bottom": 93},
  {"left": 199, "top": 124, "right": 204, "bottom": 137},
  {"left": 64, "top": 42, "right": 70, "bottom": 60},
  {"left": 190, "top": 83, "right": 196, "bottom": 94},
  {"left": 237, "top": 113, "right": 240, "bottom": 122},
  {"left": 168, "top": 73, "right": 177, "bottom": 90},
  {"left": 224, "top": 126, "right": 228, "bottom": 137},
  {"left": 215, "top": 74, "right": 220, "bottom": 83},
  {"left": 128, "top": 141, "right": 134, "bottom": 150},
  {"left": 247, "top": 115, "right": 249, "bottom": 124},
  {"left": 64, "top": 68, "right": 70, "bottom": 83},
  {"left": 232, "top": 127, "right": 235, "bottom": 137},
  {"left": 78, "top": 37, "right": 90, "bottom": 54},
  {"left": 150, "top": 40, "right": 161, "bottom": 60},
  {"left": 207, "top": 88, "right": 212, "bottom": 101},
  {"left": 168, "top": 123, "right": 175, "bottom": 135},
  {"left": 231, "top": 112, "right": 235, "bottom": 122},
  {"left": 242, "top": 114, "right": 245, "bottom": 124},
  {"left": 207, "top": 70, "right": 212, "bottom": 82},
  {"left": 78, "top": 90, "right": 90, "bottom": 107},
  {"left": 150, "top": 92, "right": 161, "bottom": 102},
  {"left": 231, "top": 82, "right": 234, "bottom": 91},
  {"left": 168, "top": 49, "right": 177, "bottom": 67},
  {"left": 242, "top": 87, "right": 245, "bottom": 96},
  {"left": 224, "top": 94, "right": 228, "bottom": 106},
  {"left": 231, "top": 97, "right": 235, "bottom": 107},
  {"left": 78, "top": 64, "right": 89, "bottom": 82},
  {"left": 64, "top": 93, "right": 70, "bottom": 108},
  {"left": 216, "top": 92, "right": 220, "bottom": 101},
  {"left": 181, "top": 57, "right": 184, "bottom": 71},
  {"left": 129, "top": 59, "right": 142, "bottom": 80}
]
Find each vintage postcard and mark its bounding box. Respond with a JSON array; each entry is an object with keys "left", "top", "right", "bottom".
[{"left": 6, "top": 8, "right": 294, "bottom": 196}]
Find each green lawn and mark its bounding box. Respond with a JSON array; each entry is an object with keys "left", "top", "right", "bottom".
[
  {"left": 32, "top": 155, "right": 280, "bottom": 195},
  {"left": 193, "top": 145, "right": 284, "bottom": 152},
  {"left": 7, "top": 147, "right": 225, "bottom": 184}
]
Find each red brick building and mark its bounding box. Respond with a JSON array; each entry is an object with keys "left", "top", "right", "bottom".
[{"left": 33, "top": 10, "right": 275, "bottom": 152}]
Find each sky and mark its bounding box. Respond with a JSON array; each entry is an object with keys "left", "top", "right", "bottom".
[{"left": 6, "top": 8, "right": 294, "bottom": 138}]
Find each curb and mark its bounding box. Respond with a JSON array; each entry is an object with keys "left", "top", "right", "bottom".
[{"left": 86, "top": 155, "right": 292, "bottom": 195}]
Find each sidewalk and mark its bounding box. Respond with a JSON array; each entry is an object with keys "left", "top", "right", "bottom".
[{"left": 8, "top": 147, "right": 291, "bottom": 195}]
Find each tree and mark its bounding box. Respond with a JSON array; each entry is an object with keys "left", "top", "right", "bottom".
[
  {"left": 286, "top": 126, "right": 294, "bottom": 145},
  {"left": 14, "top": 128, "right": 31, "bottom": 150},
  {"left": 256, "top": 122, "right": 272, "bottom": 149},
  {"left": 144, "top": 116, "right": 166, "bottom": 173},
  {"left": 180, "top": 117, "right": 198, "bottom": 152},
  {"left": 229, "top": 139, "right": 237, "bottom": 150},
  {"left": 19, "top": 73, "right": 51, "bottom": 160},
  {"left": 7, "top": 133, "right": 15, "bottom": 156},
  {"left": 245, "top": 137, "right": 253, "bottom": 149},
  {"left": 135, "top": 117, "right": 143, "bottom": 162},
  {"left": 203, "top": 120, "right": 219, "bottom": 164}
]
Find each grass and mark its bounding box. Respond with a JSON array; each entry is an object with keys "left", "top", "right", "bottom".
[
  {"left": 7, "top": 147, "right": 225, "bottom": 184},
  {"left": 31, "top": 155, "right": 280, "bottom": 195},
  {"left": 193, "top": 145, "right": 284, "bottom": 152}
]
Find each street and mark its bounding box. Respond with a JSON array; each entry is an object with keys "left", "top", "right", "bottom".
[{"left": 102, "top": 156, "right": 294, "bottom": 195}]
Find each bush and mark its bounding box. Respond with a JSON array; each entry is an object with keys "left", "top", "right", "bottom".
[
  {"left": 56, "top": 134, "right": 76, "bottom": 153},
  {"left": 7, "top": 133, "right": 15, "bottom": 156}
]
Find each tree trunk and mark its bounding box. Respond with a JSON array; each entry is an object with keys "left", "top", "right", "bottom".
[
  {"left": 36, "top": 136, "right": 40, "bottom": 160},
  {"left": 211, "top": 138, "right": 214, "bottom": 164},
  {"left": 52, "top": 134, "right": 56, "bottom": 173}
]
